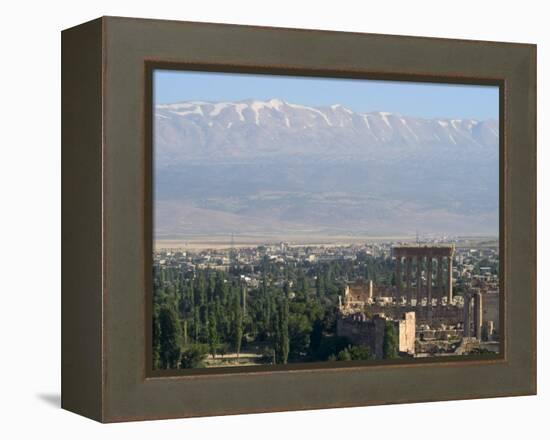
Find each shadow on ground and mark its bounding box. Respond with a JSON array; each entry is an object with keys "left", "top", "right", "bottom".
[{"left": 37, "top": 393, "right": 61, "bottom": 408}]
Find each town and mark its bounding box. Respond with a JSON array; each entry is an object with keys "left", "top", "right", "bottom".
[{"left": 152, "top": 237, "right": 500, "bottom": 369}]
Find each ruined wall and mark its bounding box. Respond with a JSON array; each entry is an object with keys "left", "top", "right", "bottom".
[
  {"left": 365, "top": 304, "right": 463, "bottom": 327},
  {"left": 336, "top": 314, "right": 385, "bottom": 359},
  {"left": 482, "top": 292, "right": 499, "bottom": 331},
  {"left": 337, "top": 312, "right": 416, "bottom": 358},
  {"left": 398, "top": 312, "right": 416, "bottom": 354}
]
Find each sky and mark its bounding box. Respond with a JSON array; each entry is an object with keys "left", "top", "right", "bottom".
[{"left": 154, "top": 69, "right": 499, "bottom": 120}]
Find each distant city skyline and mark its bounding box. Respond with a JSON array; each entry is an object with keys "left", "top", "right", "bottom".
[{"left": 154, "top": 69, "right": 499, "bottom": 120}]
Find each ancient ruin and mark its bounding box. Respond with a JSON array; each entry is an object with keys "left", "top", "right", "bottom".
[
  {"left": 337, "top": 245, "right": 497, "bottom": 357},
  {"left": 392, "top": 245, "right": 454, "bottom": 305},
  {"left": 337, "top": 311, "right": 416, "bottom": 359}
]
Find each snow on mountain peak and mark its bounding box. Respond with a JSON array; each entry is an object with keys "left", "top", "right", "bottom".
[
  {"left": 153, "top": 99, "right": 497, "bottom": 151},
  {"left": 268, "top": 98, "right": 285, "bottom": 108},
  {"left": 331, "top": 104, "right": 353, "bottom": 114}
]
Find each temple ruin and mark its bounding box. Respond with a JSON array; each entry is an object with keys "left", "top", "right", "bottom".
[
  {"left": 337, "top": 311, "right": 416, "bottom": 359},
  {"left": 392, "top": 245, "right": 454, "bottom": 305},
  {"left": 337, "top": 245, "right": 492, "bottom": 357}
]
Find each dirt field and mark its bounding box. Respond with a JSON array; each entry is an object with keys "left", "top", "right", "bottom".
[
  {"left": 154, "top": 234, "right": 420, "bottom": 251},
  {"left": 155, "top": 234, "right": 497, "bottom": 251}
]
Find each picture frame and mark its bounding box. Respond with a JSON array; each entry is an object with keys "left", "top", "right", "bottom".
[{"left": 61, "top": 16, "right": 536, "bottom": 422}]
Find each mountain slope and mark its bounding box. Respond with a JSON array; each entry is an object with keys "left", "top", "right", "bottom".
[
  {"left": 155, "top": 98, "right": 498, "bottom": 164},
  {"left": 153, "top": 99, "right": 499, "bottom": 239}
]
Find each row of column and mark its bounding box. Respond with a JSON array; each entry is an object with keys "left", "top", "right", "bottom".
[
  {"left": 463, "top": 291, "right": 483, "bottom": 339},
  {"left": 395, "top": 255, "right": 453, "bottom": 305}
]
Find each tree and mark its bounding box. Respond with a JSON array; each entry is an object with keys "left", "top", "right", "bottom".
[
  {"left": 383, "top": 322, "right": 399, "bottom": 359},
  {"left": 332, "top": 345, "right": 372, "bottom": 361},
  {"left": 231, "top": 293, "right": 243, "bottom": 355},
  {"left": 315, "top": 274, "right": 323, "bottom": 298},
  {"left": 158, "top": 304, "right": 182, "bottom": 369},
  {"left": 207, "top": 307, "right": 219, "bottom": 358},
  {"left": 192, "top": 305, "right": 201, "bottom": 342},
  {"left": 274, "top": 297, "right": 289, "bottom": 364},
  {"left": 347, "top": 345, "right": 372, "bottom": 360},
  {"left": 296, "top": 270, "right": 308, "bottom": 296},
  {"left": 214, "top": 272, "right": 227, "bottom": 303},
  {"left": 218, "top": 343, "right": 229, "bottom": 359},
  {"left": 288, "top": 312, "right": 312, "bottom": 358},
  {"left": 180, "top": 344, "right": 208, "bottom": 368},
  {"left": 335, "top": 348, "right": 352, "bottom": 361},
  {"left": 152, "top": 305, "right": 161, "bottom": 369},
  {"left": 260, "top": 347, "right": 276, "bottom": 364},
  {"left": 315, "top": 335, "right": 350, "bottom": 361},
  {"left": 309, "top": 319, "right": 324, "bottom": 354}
]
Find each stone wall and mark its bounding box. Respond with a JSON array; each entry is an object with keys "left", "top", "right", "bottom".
[
  {"left": 336, "top": 313, "right": 385, "bottom": 358},
  {"left": 482, "top": 291, "right": 499, "bottom": 332},
  {"left": 336, "top": 312, "right": 416, "bottom": 359},
  {"left": 364, "top": 304, "right": 463, "bottom": 328},
  {"left": 399, "top": 312, "right": 416, "bottom": 354}
]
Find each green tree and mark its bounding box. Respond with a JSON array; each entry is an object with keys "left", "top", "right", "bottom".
[
  {"left": 192, "top": 305, "right": 201, "bottom": 342},
  {"left": 214, "top": 272, "right": 227, "bottom": 303},
  {"left": 332, "top": 345, "right": 372, "bottom": 361},
  {"left": 347, "top": 345, "right": 372, "bottom": 360},
  {"left": 158, "top": 304, "right": 182, "bottom": 369},
  {"left": 315, "top": 335, "right": 350, "bottom": 361},
  {"left": 152, "top": 304, "right": 161, "bottom": 369},
  {"left": 288, "top": 312, "right": 312, "bottom": 358},
  {"left": 207, "top": 307, "right": 219, "bottom": 357},
  {"left": 218, "top": 343, "right": 229, "bottom": 359},
  {"left": 309, "top": 319, "right": 324, "bottom": 354},
  {"left": 232, "top": 294, "right": 243, "bottom": 355},
  {"left": 315, "top": 274, "right": 323, "bottom": 298},
  {"left": 383, "top": 322, "right": 399, "bottom": 359},
  {"left": 179, "top": 344, "right": 208, "bottom": 368},
  {"left": 296, "top": 270, "right": 308, "bottom": 296},
  {"left": 274, "top": 297, "right": 289, "bottom": 364},
  {"left": 335, "top": 348, "right": 352, "bottom": 361}
]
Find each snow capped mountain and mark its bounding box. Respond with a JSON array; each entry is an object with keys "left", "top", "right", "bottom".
[
  {"left": 153, "top": 99, "right": 499, "bottom": 238},
  {"left": 154, "top": 98, "right": 498, "bottom": 165}
]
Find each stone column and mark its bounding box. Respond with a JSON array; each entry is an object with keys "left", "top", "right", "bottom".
[
  {"left": 395, "top": 256, "right": 402, "bottom": 301},
  {"left": 437, "top": 256, "right": 443, "bottom": 305},
  {"left": 416, "top": 255, "right": 422, "bottom": 304},
  {"left": 426, "top": 256, "right": 433, "bottom": 306},
  {"left": 406, "top": 257, "right": 412, "bottom": 305},
  {"left": 447, "top": 256, "right": 453, "bottom": 304},
  {"left": 473, "top": 291, "right": 483, "bottom": 340},
  {"left": 463, "top": 293, "right": 471, "bottom": 337}
]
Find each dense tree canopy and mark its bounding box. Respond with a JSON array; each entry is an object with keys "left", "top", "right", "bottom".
[{"left": 153, "top": 253, "right": 398, "bottom": 368}]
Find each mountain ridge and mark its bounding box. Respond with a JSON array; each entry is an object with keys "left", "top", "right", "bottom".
[
  {"left": 154, "top": 98, "right": 498, "bottom": 166},
  {"left": 153, "top": 98, "right": 499, "bottom": 238}
]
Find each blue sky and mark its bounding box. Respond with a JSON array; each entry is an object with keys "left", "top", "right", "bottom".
[{"left": 154, "top": 69, "right": 499, "bottom": 120}]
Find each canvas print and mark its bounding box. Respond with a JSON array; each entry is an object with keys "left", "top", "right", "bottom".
[{"left": 151, "top": 70, "right": 500, "bottom": 370}]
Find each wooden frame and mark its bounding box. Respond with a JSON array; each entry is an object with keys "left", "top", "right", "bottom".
[
  {"left": 62, "top": 16, "right": 536, "bottom": 422},
  {"left": 144, "top": 63, "right": 507, "bottom": 378}
]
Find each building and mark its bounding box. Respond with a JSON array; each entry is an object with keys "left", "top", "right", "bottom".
[
  {"left": 339, "top": 279, "right": 373, "bottom": 311},
  {"left": 336, "top": 311, "right": 416, "bottom": 359}
]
